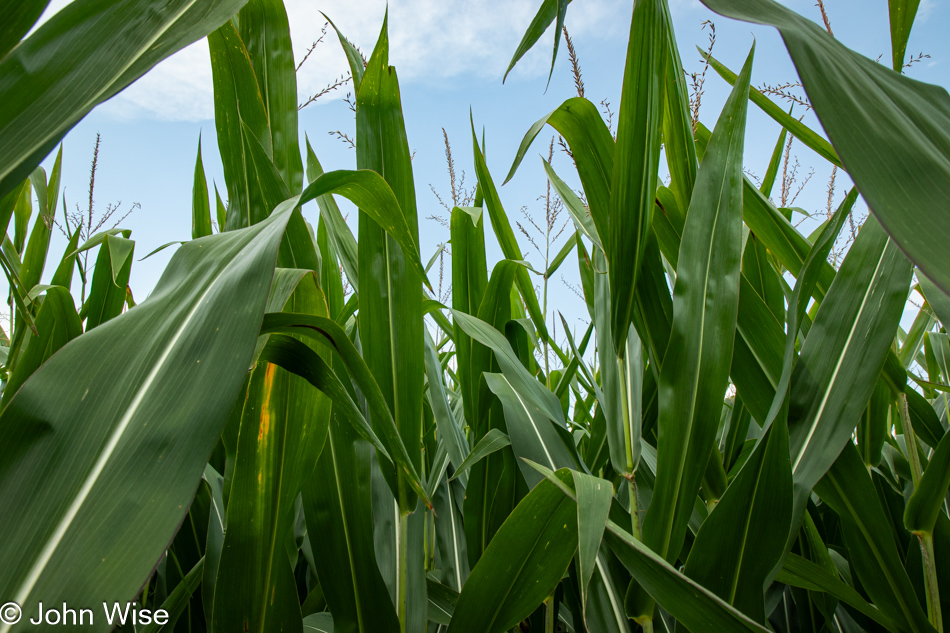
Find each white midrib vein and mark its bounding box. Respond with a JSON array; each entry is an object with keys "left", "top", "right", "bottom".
[
  {"left": 595, "top": 554, "right": 625, "bottom": 629},
  {"left": 9, "top": 264, "right": 219, "bottom": 613},
  {"left": 791, "top": 239, "right": 893, "bottom": 473},
  {"left": 447, "top": 481, "right": 463, "bottom": 591},
  {"left": 500, "top": 375, "right": 556, "bottom": 470},
  {"left": 1, "top": 0, "right": 199, "bottom": 185}
]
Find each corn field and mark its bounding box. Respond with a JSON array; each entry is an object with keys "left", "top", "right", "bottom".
[{"left": 1, "top": 0, "right": 950, "bottom": 632}]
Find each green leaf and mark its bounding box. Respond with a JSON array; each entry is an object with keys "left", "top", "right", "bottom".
[
  {"left": 788, "top": 217, "right": 912, "bottom": 497},
  {"left": 304, "top": 411, "right": 400, "bottom": 633},
  {"left": 502, "top": 0, "right": 571, "bottom": 83},
  {"left": 425, "top": 331, "right": 469, "bottom": 483},
  {"left": 306, "top": 139, "right": 359, "bottom": 293},
  {"left": 0, "top": 0, "right": 50, "bottom": 61},
  {"left": 702, "top": 52, "right": 839, "bottom": 167},
  {"left": 889, "top": 0, "right": 921, "bottom": 71},
  {"left": 1, "top": 287, "right": 80, "bottom": 407},
  {"left": 814, "top": 444, "right": 935, "bottom": 633},
  {"left": 450, "top": 429, "right": 509, "bottom": 482},
  {"left": 506, "top": 98, "right": 612, "bottom": 239},
  {"left": 684, "top": 417, "right": 792, "bottom": 623},
  {"left": 641, "top": 45, "right": 754, "bottom": 565},
  {"left": 355, "top": 16, "right": 425, "bottom": 525},
  {"left": 139, "top": 558, "right": 205, "bottom": 633},
  {"left": 701, "top": 0, "right": 950, "bottom": 298},
  {"left": 470, "top": 117, "right": 548, "bottom": 340},
  {"left": 451, "top": 202, "right": 489, "bottom": 433},
  {"left": 608, "top": 0, "right": 667, "bottom": 355},
  {"left": 483, "top": 372, "right": 579, "bottom": 486},
  {"left": 192, "top": 135, "right": 212, "bottom": 239},
  {"left": 257, "top": 326, "right": 429, "bottom": 506},
  {"left": 452, "top": 309, "right": 566, "bottom": 430},
  {"left": 905, "top": 430, "right": 950, "bottom": 535},
  {"left": 776, "top": 553, "right": 899, "bottom": 632},
  {"left": 0, "top": 202, "right": 293, "bottom": 631},
  {"left": 81, "top": 235, "right": 134, "bottom": 330},
  {"left": 209, "top": 18, "right": 270, "bottom": 230},
  {"left": 534, "top": 465, "right": 770, "bottom": 632},
  {"left": 433, "top": 479, "right": 471, "bottom": 592},
  {"left": 0, "top": 0, "right": 248, "bottom": 200},
  {"left": 542, "top": 160, "right": 601, "bottom": 250},
  {"left": 212, "top": 272, "right": 331, "bottom": 633},
  {"left": 299, "top": 169, "right": 428, "bottom": 288},
  {"left": 239, "top": 0, "right": 303, "bottom": 193},
  {"left": 446, "top": 470, "right": 578, "bottom": 633},
  {"left": 571, "top": 472, "right": 613, "bottom": 626}
]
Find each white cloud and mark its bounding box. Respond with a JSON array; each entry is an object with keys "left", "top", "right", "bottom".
[{"left": 38, "top": 0, "right": 625, "bottom": 122}]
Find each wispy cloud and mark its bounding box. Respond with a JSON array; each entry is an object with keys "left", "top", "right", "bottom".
[{"left": 39, "top": 0, "right": 625, "bottom": 122}]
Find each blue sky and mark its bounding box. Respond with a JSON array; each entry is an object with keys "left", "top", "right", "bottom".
[{"left": 25, "top": 0, "right": 950, "bottom": 338}]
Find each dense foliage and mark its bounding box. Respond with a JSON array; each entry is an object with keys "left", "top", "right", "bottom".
[{"left": 1, "top": 0, "right": 949, "bottom": 632}]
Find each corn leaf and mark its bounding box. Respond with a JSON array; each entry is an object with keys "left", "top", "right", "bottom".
[
  {"left": 0, "top": 203, "right": 293, "bottom": 633},
  {"left": 0, "top": 0, "right": 248, "bottom": 200}
]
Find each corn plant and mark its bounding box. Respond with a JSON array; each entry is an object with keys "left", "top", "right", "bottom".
[{"left": 1, "top": 0, "right": 950, "bottom": 632}]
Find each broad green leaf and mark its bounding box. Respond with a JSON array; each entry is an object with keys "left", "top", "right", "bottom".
[
  {"left": 239, "top": 0, "right": 303, "bottom": 193},
  {"left": 303, "top": 410, "right": 400, "bottom": 633},
  {"left": 503, "top": 0, "right": 571, "bottom": 83},
  {"left": 702, "top": 52, "right": 839, "bottom": 167},
  {"left": 81, "top": 235, "right": 134, "bottom": 330},
  {"left": 212, "top": 272, "right": 331, "bottom": 633},
  {"left": 446, "top": 470, "right": 578, "bottom": 633},
  {"left": 0, "top": 203, "right": 293, "bottom": 633},
  {"left": 571, "top": 472, "right": 613, "bottom": 626},
  {"left": 0, "top": 0, "right": 50, "bottom": 60},
  {"left": 302, "top": 612, "right": 334, "bottom": 633},
  {"left": 535, "top": 466, "right": 769, "bottom": 632},
  {"left": 483, "top": 372, "right": 579, "bottom": 487},
  {"left": 209, "top": 19, "right": 270, "bottom": 230},
  {"left": 1, "top": 287, "right": 80, "bottom": 407},
  {"left": 192, "top": 135, "right": 212, "bottom": 239},
  {"left": 701, "top": 0, "right": 950, "bottom": 297},
  {"left": 433, "top": 477, "right": 471, "bottom": 592},
  {"left": 905, "top": 430, "right": 950, "bottom": 535},
  {"left": 453, "top": 309, "right": 566, "bottom": 429},
  {"left": 506, "top": 98, "right": 612, "bottom": 238},
  {"left": 788, "top": 218, "right": 912, "bottom": 498},
  {"left": 425, "top": 331, "right": 469, "bottom": 483},
  {"left": 449, "top": 428, "right": 509, "bottom": 482},
  {"left": 918, "top": 274, "right": 950, "bottom": 332},
  {"left": 889, "top": 0, "right": 921, "bottom": 71},
  {"left": 684, "top": 417, "right": 792, "bottom": 623},
  {"left": 814, "top": 444, "right": 935, "bottom": 633},
  {"left": 257, "top": 320, "right": 429, "bottom": 505},
  {"left": 641, "top": 45, "right": 753, "bottom": 566},
  {"left": 139, "top": 558, "right": 205, "bottom": 633},
  {"left": 299, "top": 169, "right": 428, "bottom": 288},
  {"left": 451, "top": 202, "right": 488, "bottom": 432},
  {"left": 776, "top": 554, "right": 899, "bottom": 632},
  {"left": 306, "top": 139, "right": 359, "bottom": 293},
  {"left": 0, "top": 0, "right": 249, "bottom": 200},
  {"left": 608, "top": 0, "right": 666, "bottom": 355},
  {"left": 470, "top": 117, "right": 548, "bottom": 340},
  {"left": 356, "top": 15, "right": 425, "bottom": 529}
]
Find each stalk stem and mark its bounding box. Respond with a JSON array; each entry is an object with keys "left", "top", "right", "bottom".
[
  {"left": 919, "top": 532, "right": 944, "bottom": 632},
  {"left": 901, "top": 394, "right": 943, "bottom": 631},
  {"left": 628, "top": 477, "right": 641, "bottom": 540},
  {"left": 899, "top": 394, "right": 924, "bottom": 486},
  {"left": 398, "top": 510, "right": 410, "bottom": 633},
  {"left": 544, "top": 595, "right": 556, "bottom": 633}
]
